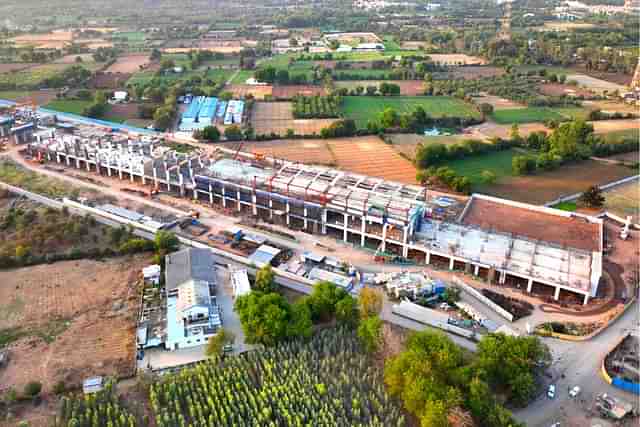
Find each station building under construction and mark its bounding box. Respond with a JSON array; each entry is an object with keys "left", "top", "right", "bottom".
[{"left": 26, "top": 131, "right": 603, "bottom": 305}]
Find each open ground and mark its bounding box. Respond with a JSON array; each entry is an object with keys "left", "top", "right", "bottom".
[
  {"left": 272, "top": 85, "right": 327, "bottom": 99},
  {"left": 105, "top": 54, "right": 152, "bottom": 73},
  {"left": 472, "top": 94, "right": 525, "bottom": 110},
  {"left": 0, "top": 256, "right": 147, "bottom": 394},
  {"left": 386, "top": 133, "right": 472, "bottom": 160},
  {"left": 250, "top": 101, "right": 338, "bottom": 136},
  {"left": 602, "top": 178, "right": 640, "bottom": 224},
  {"left": 483, "top": 159, "right": 636, "bottom": 204},
  {"left": 567, "top": 73, "right": 628, "bottom": 95},
  {"left": 227, "top": 84, "right": 273, "bottom": 100}
]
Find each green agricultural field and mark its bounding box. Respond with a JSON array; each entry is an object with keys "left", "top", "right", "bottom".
[
  {"left": 333, "top": 69, "right": 397, "bottom": 79},
  {"left": 446, "top": 149, "right": 519, "bottom": 186},
  {"left": 0, "top": 90, "right": 31, "bottom": 100},
  {"left": 382, "top": 36, "right": 401, "bottom": 51},
  {"left": 114, "top": 31, "right": 146, "bottom": 42},
  {"left": 43, "top": 99, "right": 93, "bottom": 115},
  {"left": 491, "top": 107, "right": 588, "bottom": 124},
  {"left": 0, "top": 64, "right": 67, "bottom": 88},
  {"left": 127, "top": 68, "right": 233, "bottom": 87},
  {"left": 601, "top": 128, "right": 639, "bottom": 143},
  {"left": 341, "top": 96, "right": 480, "bottom": 128},
  {"left": 230, "top": 69, "right": 254, "bottom": 85}
]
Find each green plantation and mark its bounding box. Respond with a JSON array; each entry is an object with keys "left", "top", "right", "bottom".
[
  {"left": 150, "top": 327, "right": 404, "bottom": 427},
  {"left": 293, "top": 95, "right": 341, "bottom": 118},
  {"left": 341, "top": 96, "right": 480, "bottom": 128}
]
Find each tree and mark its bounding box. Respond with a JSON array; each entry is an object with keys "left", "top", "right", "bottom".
[
  {"left": 153, "top": 107, "right": 174, "bottom": 131},
  {"left": 23, "top": 381, "right": 42, "bottom": 398},
  {"left": 365, "top": 85, "right": 377, "bottom": 96},
  {"left": 480, "top": 170, "right": 497, "bottom": 185},
  {"left": 359, "top": 287, "right": 383, "bottom": 318},
  {"left": 235, "top": 292, "right": 291, "bottom": 346},
  {"left": 579, "top": 185, "right": 605, "bottom": 208},
  {"left": 307, "top": 281, "right": 347, "bottom": 321},
  {"left": 289, "top": 302, "right": 313, "bottom": 339},
  {"left": 197, "top": 125, "right": 221, "bottom": 142},
  {"left": 509, "top": 123, "right": 521, "bottom": 142},
  {"left": 479, "top": 103, "right": 493, "bottom": 120},
  {"left": 335, "top": 295, "right": 359, "bottom": 326},
  {"left": 224, "top": 125, "right": 243, "bottom": 141},
  {"left": 512, "top": 156, "right": 535, "bottom": 175},
  {"left": 379, "top": 107, "right": 399, "bottom": 128},
  {"left": 255, "top": 264, "right": 277, "bottom": 293},
  {"left": 548, "top": 120, "right": 594, "bottom": 160},
  {"left": 205, "top": 328, "right": 235, "bottom": 357},
  {"left": 357, "top": 315, "right": 382, "bottom": 353},
  {"left": 416, "top": 143, "right": 448, "bottom": 168},
  {"left": 154, "top": 230, "right": 179, "bottom": 254},
  {"left": 150, "top": 48, "right": 162, "bottom": 61}
]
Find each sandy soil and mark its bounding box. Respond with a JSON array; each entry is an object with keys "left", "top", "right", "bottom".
[
  {"left": 272, "top": 85, "right": 327, "bottom": 99},
  {"left": 105, "top": 54, "right": 151, "bottom": 74},
  {"left": 0, "top": 257, "right": 146, "bottom": 393},
  {"left": 227, "top": 84, "right": 273, "bottom": 100}
]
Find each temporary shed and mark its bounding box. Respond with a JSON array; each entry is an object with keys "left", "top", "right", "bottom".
[
  {"left": 248, "top": 245, "right": 281, "bottom": 267},
  {"left": 308, "top": 267, "right": 353, "bottom": 290},
  {"left": 231, "top": 268, "right": 251, "bottom": 297},
  {"left": 83, "top": 376, "right": 104, "bottom": 394}
]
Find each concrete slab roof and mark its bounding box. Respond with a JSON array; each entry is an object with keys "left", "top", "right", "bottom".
[{"left": 461, "top": 195, "right": 601, "bottom": 252}]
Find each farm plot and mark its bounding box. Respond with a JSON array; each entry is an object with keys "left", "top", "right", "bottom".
[
  {"left": 427, "top": 54, "right": 487, "bottom": 65},
  {"left": 327, "top": 136, "right": 418, "bottom": 184},
  {"left": 0, "top": 64, "right": 69, "bottom": 88},
  {"left": 0, "top": 257, "right": 146, "bottom": 393},
  {"left": 443, "top": 66, "right": 505, "bottom": 80},
  {"left": 592, "top": 119, "right": 640, "bottom": 134},
  {"left": 250, "top": 101, "right": 338, "bottom": 136},
  {"left": 91, "top": 72, "right": 132, "bottom": 89},
  {"left": 334, "top": 80, "right": 425, "bottom": 95},
  {"left": 483, "top": 160, "right": 636, "bottom": 205},
  {"left": 566, "top": 73, "right": 627, "bottom": 95},
  {"left": 583, "top": 100, "right": 639, "bottom": 115},
  {"left": 446, "top": 149, "right": 519, "bottom": 186},
  {"left": 386, "top": 133, "right": 471, "bottom": 160},
  {"left": 472, "top": 94, "right": 525, "bottom": 110},
  {"left": 603, "top": 179, "right": 640, "bottom": 224},
  {"left": 43, "top": 99, "right": 93, "bottom": 115},
  {"left": 105, "top": 54, "right": 151, "bottom": 73},
  {"left": 236, "top": 139, "right": 336, "bottom": 166},
  {"left": 272, "top": 85, "right": 327, "bottom": 99},
  {"left": 0, "top": 63, "right": 34, "bottom": 73},
  {"left": 341, "top": 96, "right": 480, "bottom": 128},
  {"left": 226, "top": 84, "right": 273, "bottom": 100},
  {"left": 490, "top": 107, "right": 589, "bottom": 124},
  {"left": 538, "top": 83, "right": 594, "bottom": 98}
]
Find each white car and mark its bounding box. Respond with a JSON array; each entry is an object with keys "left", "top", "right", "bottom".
[
  {"left": 569, "top": 386, "right": 581, "bottom": 397},
  {"left": 547, "top": 384, "right": 556, "bottom": 399}
]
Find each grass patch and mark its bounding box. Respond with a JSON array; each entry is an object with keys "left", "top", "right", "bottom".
[
  {"left": 552, "top": 201, "right": 577, "bottom": 212},
  {"left": 0, "top": 64, "right": 67, "bottom": 88},
  {"left": 0, "top": 90, "right": 32, "bottom": 100},
  {"left": 446, "top": 149, "right": 519, "bottom": 186},
  {"left": 382, "top": 36, "right": 402, "bottom": 51},
  {"left": 0, "top": 327, "right": 26, "bottom": 348},
  {"left": 43, "top": 99, "right": 93, "bottom": 115},
  {"left": 601, "top": 128, "right": 639, "bottom": 143},
  {"left": 0, "top": 159, "right": 88, "bottom": 198},
  {"left": 492, "top": 107, "right": 568, "bottom": 124},
  {"left": 341, "top": 96, "right": 480, "bottom": 128},
  {"left": 230, "top": 69, "right": 255, "bottom": 84}
]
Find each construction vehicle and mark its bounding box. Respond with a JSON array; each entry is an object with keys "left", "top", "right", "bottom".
[{"left": 595, "top": 393, "right": 633, "bottom": 420}]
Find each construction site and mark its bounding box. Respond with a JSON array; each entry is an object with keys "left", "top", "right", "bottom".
[{"left": 21, "top": 118, "right": 605, "bottom": 306}]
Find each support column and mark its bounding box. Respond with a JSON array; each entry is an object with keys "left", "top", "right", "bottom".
[
  {"left": 425, "top": 251, "right": 431, "bottom": 265},
  {"left": 165, "top": 171, "right": 171, "bottom": 191},
  {"left": 402, "top": 227, "right": 409, "bottom": 258},
  {"left": 269, "top": 199, "right": 273, "bottom": 220},
  {"left": 360, "top": 219, "right": 366, "bottom": 246},
  {"left": 221, "top": 186, "right": 227, "bottom": 208},
  {"left": 303, "top": 207, "right": 308, "bottom": 229},
  {"left": 118, "top": 160, "right": 123, "bottom": 180},
  {"left": 474, "top": 265, "right": 480, "bottom": 276},
  {"left": 380, "top": 224, "right": 387, "bottom": 253},
  {"left": 321, "top": 209, "right": 327, "bottom": 234},
  {"left": 252, "top": 194, "right": 258, "bottom": 216},
  {"left": 237, "top": 191, "right": 241, "bottom": 212},
  {"left": 65, "top": 154, "right": 71, "bottom": 166},
  {"left": 107, "top": 165, "right": 112, "bottom": 177},
  {"left": 208, "top": 183, "right": 214, "bottom": 205},
  {"left": 193, "top": 186, "right": 198, "bottom": 201},
  {"left": 583, "top": 293, "right": 589, "bottom": 305},
  {"left": 553, "top": 286, "right": 561, "bottom": 301},
  {"left": 527, "top": 278, "right": 533, "bottom": 293},
  {"left": 56, "top": 153, "right": 61, "bottom": 163},
  {"left": 449, "top": 257, "right": 455, "bottom": 270},
  {"left": 153, "top": 167, "right": 158, "bottom": 188},
  {"left": 343, "top": 213, "right": 348, "bottom": 242},
  {"left": 286, "top": 201, "right": 291, "bottom": 225},
  {"left": 141, "top": 172, "right": 146, "bottom": 185},
  {"left": 499, "top": 271, "right": 507, "bottom": 284}
]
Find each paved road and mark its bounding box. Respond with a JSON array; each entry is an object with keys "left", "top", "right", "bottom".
[{"left": 514, "top": 299, "right": 639, "bottom": 427}]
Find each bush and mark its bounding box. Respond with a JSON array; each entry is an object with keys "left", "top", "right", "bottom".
[
  {"left": 512, "top": 155, "right": 536, "bottom": 175},
  {"left": 23, "top": 381, "right": 42, "bottom": 398}
]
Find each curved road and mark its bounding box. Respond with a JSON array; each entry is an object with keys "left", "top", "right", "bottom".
[{"left": 514, "top": 299, "right": 639, "bottom": 426}]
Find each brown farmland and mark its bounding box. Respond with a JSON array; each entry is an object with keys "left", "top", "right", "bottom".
[
  {"left": 0, "top": 63, "right": 34, "bottom": 73},
  {"left": 227, "top": 84, "right": 273, "bottom": 100},
  {"left": 250, "top": 101, "right": 338, "bottom": 136},
  {"left": 272, "top": 85, "right": 327, "bottom": 99},
  {"left": 484, "top": 160, "right": 636, "bottom": 205},
  {"left": 105, "top": 54, "right": 151, "bottom": 73},
  {"left": 0, "top": 257, "right": 146, "bottom": 394}
]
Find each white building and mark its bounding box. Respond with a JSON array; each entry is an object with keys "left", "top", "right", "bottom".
[{"left": 165, "top": 248, "right": 221, "bottom": 350}]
